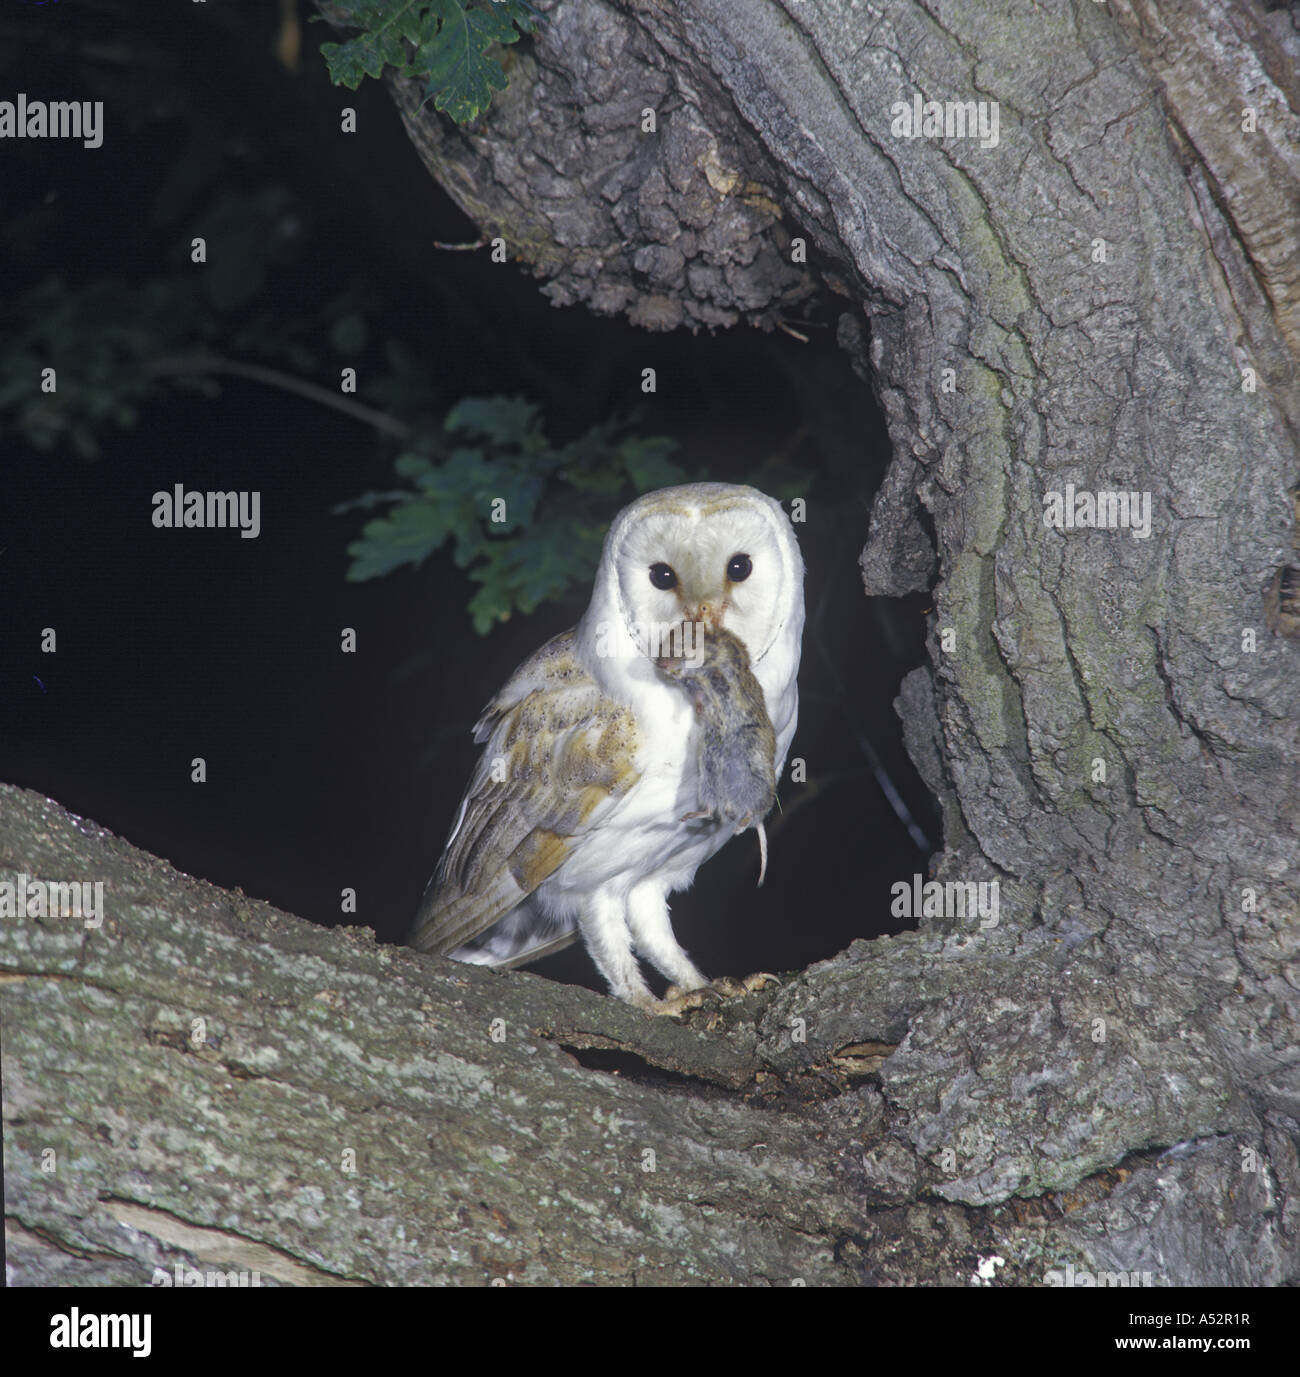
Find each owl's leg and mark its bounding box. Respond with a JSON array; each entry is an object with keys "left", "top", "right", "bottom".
[
  {"left": 626, "top": 883, "right": 709, "bottom": 994},
  {"left": 626, "top": 883, "right": 779, "bottom": 1016},
  {"left": 578, "top": 889, "right": 659, "bottom": 1009}
]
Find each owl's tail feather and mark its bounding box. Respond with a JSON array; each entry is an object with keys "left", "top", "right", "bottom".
[
  {"left": 414, "top": 876, "right": 579, "bottom": 970},
  {"left": 410, "top": 868, "right": 521, "bottom": 956},
  {"left": 489, "top": 927, "right": 580, "bottom": 969}
]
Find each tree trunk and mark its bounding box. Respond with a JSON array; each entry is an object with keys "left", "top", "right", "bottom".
[{"left": 6, "top": 0, "right": 1298, "bottom": 1284}]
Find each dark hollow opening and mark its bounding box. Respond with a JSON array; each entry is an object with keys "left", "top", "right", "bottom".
[{"left": 1, "top": 2, "right": 941, "bottom": 995}]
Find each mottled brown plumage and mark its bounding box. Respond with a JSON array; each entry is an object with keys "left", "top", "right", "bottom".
[{"left": 410, "top": 631, "right": 641, "bottom": 959}]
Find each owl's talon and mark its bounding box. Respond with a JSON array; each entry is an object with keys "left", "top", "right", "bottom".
[
  {"left": 652, "top": 989, "right": 714, "bottom": 1017},
  {"left": 652, "top": 972, "right": 780, "bottom": 1016},
  {"left": 706, "top": 975, "right": 747, "bottom": 998},
  {"left": 708, "top": 971, "right": 779, "bottom": 997}
]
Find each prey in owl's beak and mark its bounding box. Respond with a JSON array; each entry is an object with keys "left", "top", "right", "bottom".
[{"left": 651, "top": 622, "right": 778, "bottom": 886}]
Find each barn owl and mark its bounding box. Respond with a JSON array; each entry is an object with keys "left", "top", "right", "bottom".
[{"left": 411, "top": 482, "right": 804, "bottom": 1012}]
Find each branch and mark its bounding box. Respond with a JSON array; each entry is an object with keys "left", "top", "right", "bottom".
[
  {"left": 3, "top": 783, "right": 1285, "bottom": 1284},
  {"left": 146, "top": 356, "right": 412, "bottom": 439}
]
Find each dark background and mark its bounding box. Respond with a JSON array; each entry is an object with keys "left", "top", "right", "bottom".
[{"left": 0, "top": 0, "right": 938, "bottom": 994}]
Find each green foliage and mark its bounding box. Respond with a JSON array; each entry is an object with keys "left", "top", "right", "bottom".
[
  {"left": 0, "top": 114, "right": 812, "bottom": 638},
  {"left": 0, "top": 258, "right": 808, "bottom": 637},
  {"left": 1, "top": 277, "right": 197, "bottom": 458},
  {"left": 341, "top": 397, "right": 688, "bottom": 634},
  {"left": 342, "top": 397, "right": 812, "bottom": 634},
  {"left": 0, "top": 187, "right": 330, "bottom": 457},
  {"left": 319, "top": 0, "right": 543, "bottom": 124}
]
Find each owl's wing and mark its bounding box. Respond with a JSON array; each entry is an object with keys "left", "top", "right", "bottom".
[{"left": 410, "top": 630, "right": 641, "bottom": 957}]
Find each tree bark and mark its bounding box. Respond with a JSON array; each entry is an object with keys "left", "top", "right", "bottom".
[{"left": 6, "top": 0, "right": 1299, "bottom": 1284}]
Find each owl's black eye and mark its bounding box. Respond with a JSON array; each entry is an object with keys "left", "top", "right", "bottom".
[
  {"left": 727, "top": 553, "right": 753, "bottom": 582},
  {"left": 648, "top": 563, "right": 678, "bottom": 590}
]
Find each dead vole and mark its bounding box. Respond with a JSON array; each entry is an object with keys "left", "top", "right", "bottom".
[{"left": 654, "top": 624, "right": 778, "bottom": 884}]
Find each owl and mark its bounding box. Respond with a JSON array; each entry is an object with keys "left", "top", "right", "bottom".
[{"left": 411, "top": 482, "right": 805, "bottom": 1012}]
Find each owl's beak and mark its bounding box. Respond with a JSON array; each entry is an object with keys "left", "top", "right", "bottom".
[{"left": 682, "top": 600, "right": 723, "bottom": 628}]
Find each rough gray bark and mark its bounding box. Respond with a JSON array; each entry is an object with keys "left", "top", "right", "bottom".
[
  {"left": 4, "top": 780, "right": 1285, "bottom": 1287},
  {"left": 6, "top": 0, "right": 1299, "bottom": 1284}
]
